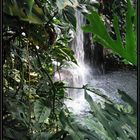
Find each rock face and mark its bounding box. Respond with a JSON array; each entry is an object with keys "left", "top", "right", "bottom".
[{"left": 83, "top": 24, "right": 105, "bottom": 75}]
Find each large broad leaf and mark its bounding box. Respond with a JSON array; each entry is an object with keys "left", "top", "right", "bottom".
[
  {"left": 62, "top": 6, "right": 77, "bottom": 30},
  {"left": 85, "top": 87, "right": 136, "bottom": 140},
  {"left": 84, "top": 88, "right": 137, "bottom": 140},
  {"left": 82, "top": 0, "right": 137, "bottom": 65},
  {"left": 59, "top": 110, "right": 84, "bottom": 140},
  {"left": 52, "top": 43, "right": 77, "bottom": 64},
  {"left": 117, "top": 89, "right": 137, "bottom": 113},
  {"left": 56, "top": 0, "right": 78, "bottom": 29},
  {"left": 125, "top": 0, "right": 136, "bottom": 64},
  {"left": 34, "top": 100, "right": 51, "bottom": 123},
  {"left": 3, "top": 127, "right": 28, "bottom": 140},
  {"left": 84, "top": 90, "right": 117, "bottom": 140},
  {"left": 3, "top": 0, "right": 46, "bottom": 24}
]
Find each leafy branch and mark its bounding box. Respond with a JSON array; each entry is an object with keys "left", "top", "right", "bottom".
[
  {"left": 83, "top": 0, "right": 137, "bottom": 65},
  {"left": 34, "top": 46, "right": 57, "bottom": 119}
]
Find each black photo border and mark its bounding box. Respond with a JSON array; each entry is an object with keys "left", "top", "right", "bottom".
[
  {"left": 0, "top": 0, "right": 140, "bottom": 139},
  {"left": 0, "top": 0, "right": 3, "bottom": 139},
  {"left": 137, "top": 0, "right": 140, "bottom": 139}
]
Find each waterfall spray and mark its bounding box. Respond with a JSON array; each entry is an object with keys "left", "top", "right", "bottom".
[
  {"left": 54, "top": 10, "right": 137, "bottom": 115},
  {"left": 63, "top": 10, "right": 92, "bottom": 114}
]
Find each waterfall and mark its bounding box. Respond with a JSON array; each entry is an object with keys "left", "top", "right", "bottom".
[
  {"left": 54, "top": 11, "right": 90, "bottom": 106},
  {"left": 53, "top": 11, "right": 90, "bottom": 114},
  {"left": 63, "top": 11, "right": 92, "bottom": 114},
  {"left": 72, "top": 11, "right": 84, "bottom": 64},
  {"left": 69, "top": 11, "right": 89, "bottom": 88},
  {"left": 54, "top": 10, "right": 137, "bottom": 115}
]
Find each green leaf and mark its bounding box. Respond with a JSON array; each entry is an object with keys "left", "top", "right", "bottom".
[
  {"left": 117, "top": 90, "right": 137, "bottom": 112},
  {"left": 3, "top": 0, "right": 46, "bottom": 24},
  {"left": 125, "top": 0, "right": 137, "bottom": 65},
  {"left": 3, "top": 127, "right": 28, "bottom": 140},
  {"left": 82, "top": 0, "right": 137, "bottom": 65},
  {"left": 113, "top": 15, "right": 124, "bottom": 55},
  {"left": 84, "top": 90, "right": 116, "bottom": 140},
  {"left": 84, "top": 87, "right": 136, "bottom": 140},
  {"left": 62, "top": 6, "right": 77, "bottom": 29},
  {"left": 26, "top": 0, "right": 34, "bottom": 14},
  {"left": 59, "top": 110, "right": 83, "bottom": 140},
  {"left": 34, "top": 100, "right": 51, "bottom": 123}
]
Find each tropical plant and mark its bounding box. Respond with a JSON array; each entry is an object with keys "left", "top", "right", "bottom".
[
  {"left": 84, "top": 88, "right": 137, "bottom": 140},
  {"left": 49, "top": 86, "right": 137, "bottom": 140},
  {"left": 83, "top": 0, "right": 137, "bottom": 65},
  {"left": 3, "top": 0, "right": 79, "bottom": 139},
  {"left": 3, "top": 0, "right": 137, "bottom": 140}
]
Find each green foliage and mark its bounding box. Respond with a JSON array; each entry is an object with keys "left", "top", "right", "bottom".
[
  {"left": 3, "top": 0, "right": 46, "bottom": 24},
  {"left": 3, "top": 1, "right": 78, "bottom": 139},
  {"left": 3, "top": 0, "right": 79, "bottom": 29},
  {"left": 83, "top": 0, "right": 137, "bottom": 65},
  {"left": 3, "top": 0, "right": 137, "bottom": 140},
  {"left": 62, "top": 6, "right": 77, "bottom": 30},
  {"left": 46, "top": 87, "right": 136, "bottom": 140},
  {"left": 84, "top": 88, "right": 136, "bottom": 140},
  {"left": 56, "top": 87, "right": 136, "bottom": 140},
  {"left": 34, "top": 100, "right": 51, "bottom": 123}
]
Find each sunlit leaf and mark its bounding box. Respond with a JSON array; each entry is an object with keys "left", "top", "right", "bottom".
[
  {"left": 82, "top": 0, "right": 137, "bottom": 65},
  {"left": 34, "top": 100, "right": 51, "bottom": 123}
]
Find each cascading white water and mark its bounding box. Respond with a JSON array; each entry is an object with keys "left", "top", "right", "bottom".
[
  {"left": 63, "top": 11, "right": 92, "bottom": 114},
  {"left": 54, "top": 11, "right": 91, "bottom": 113},
  {"left": 68, "top": 11, "right": 89, "bottom": 88},
  {"left": 55, "top": 10, "right": 137, "bottom": 115}
]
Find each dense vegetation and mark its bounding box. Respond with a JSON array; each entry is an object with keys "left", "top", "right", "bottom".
[{"left": 3, "top": 0, "right": 137, "bottom": 140}]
